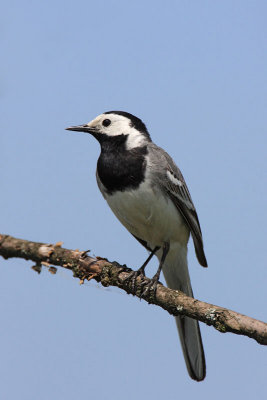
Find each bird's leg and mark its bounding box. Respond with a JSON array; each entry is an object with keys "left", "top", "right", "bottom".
[
  {"left": 137, "top": 246, "right": 160, "bottom": 276},
  {"left": 124, "top": 246, "right": 160, "bottom": 293},
  {"left": 141, "top": 242, "right": 170, "bottom": 299}
]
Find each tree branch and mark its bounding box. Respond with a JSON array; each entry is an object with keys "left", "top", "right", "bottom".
[{"left": 0, "top": 233, "right": 266, "bottom": 345}]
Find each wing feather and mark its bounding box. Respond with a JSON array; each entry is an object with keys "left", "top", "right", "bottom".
[{"left": 149, "top": 144, "right": 208, "bottom": 267}]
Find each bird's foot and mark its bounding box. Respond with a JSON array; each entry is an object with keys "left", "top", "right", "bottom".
[
  {"left": 123, "top": 266, "right": 146, "bottom": 294},
  {"left": 140, "top": 273, "right": 162, "bottom": 301}
]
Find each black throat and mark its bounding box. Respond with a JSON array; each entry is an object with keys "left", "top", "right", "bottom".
[{"left": 96, "top": 134, "right": 148, "bottom": 195}]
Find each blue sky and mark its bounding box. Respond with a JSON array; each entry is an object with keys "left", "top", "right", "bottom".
[{"left": 1, "top": 1, "right": 266, "bottom": 399}]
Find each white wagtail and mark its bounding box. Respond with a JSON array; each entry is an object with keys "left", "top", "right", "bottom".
[{"left": 66, "top": 111, "right": 208, "bottom": 381}]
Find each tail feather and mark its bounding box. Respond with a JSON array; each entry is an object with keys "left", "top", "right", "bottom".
[{"left": 162, "top": 246, "right": 206, "bottom": 381}]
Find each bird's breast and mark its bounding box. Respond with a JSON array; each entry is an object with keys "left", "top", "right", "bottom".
[{"left": 101, "top": 177, "right": 189, "bottom": 248}]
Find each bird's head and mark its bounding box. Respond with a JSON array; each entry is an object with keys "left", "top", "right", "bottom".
[{"left": 66, "top": 111, "right": 151, "bottom": 150}]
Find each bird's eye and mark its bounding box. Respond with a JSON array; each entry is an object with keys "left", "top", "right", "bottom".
[{"left": 102, "top": 119, "right": 111, "bottom": 127}]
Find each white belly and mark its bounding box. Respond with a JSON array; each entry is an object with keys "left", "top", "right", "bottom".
[{"left": 102, "top": 179, "right": 190, "bottom": 249}]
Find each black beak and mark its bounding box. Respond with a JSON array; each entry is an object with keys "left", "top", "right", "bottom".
[{"left": 65, "top": 124, "right": 94, "bottom": 133}]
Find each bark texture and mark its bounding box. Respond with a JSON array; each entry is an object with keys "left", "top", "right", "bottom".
[{"left": 0, "top": 233, "right": 266, "bottom": 345}]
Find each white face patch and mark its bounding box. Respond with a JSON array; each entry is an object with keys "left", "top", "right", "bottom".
[
  {"left": 86, "top": 113, "right": 148, "bottom": 150},
  {"left": 167, "top": 170, "right": 183, "bottom": 187},
  {"left": 125, "top": 129, "right": 147, "bottom": 150}
]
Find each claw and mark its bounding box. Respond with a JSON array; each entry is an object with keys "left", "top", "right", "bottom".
[
  {"left": 123, "top": 267, "right": 146, "bottom": 294},
  {"left": 123, "top": 245, "right": 160, "bottom": 295},
  {"left": 140, "top": 275, "right": 162, "bottom": 300}
]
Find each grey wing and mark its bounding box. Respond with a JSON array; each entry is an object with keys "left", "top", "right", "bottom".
[{"left": 149, "top": 144, "right": 208, "bottom": 267}]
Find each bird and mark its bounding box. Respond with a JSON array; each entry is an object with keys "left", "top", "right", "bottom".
[{"left": 66, "top": 111, "right": 207, "bottom": 381}]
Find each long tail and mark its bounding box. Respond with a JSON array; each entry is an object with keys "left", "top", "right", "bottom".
[{"left": 161, "top": 245, "right": 206, "bottom": 381}]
